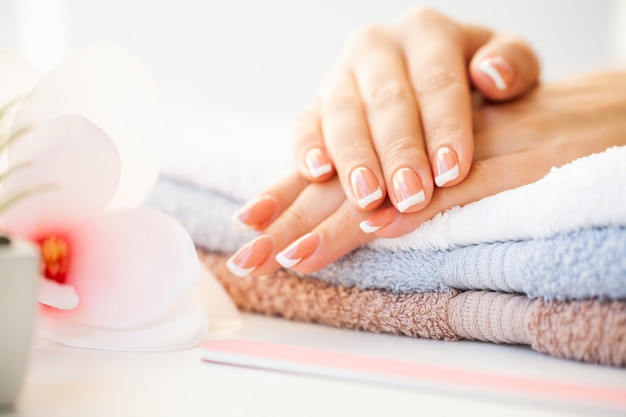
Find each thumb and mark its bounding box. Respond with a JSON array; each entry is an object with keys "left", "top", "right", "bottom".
[{"left": 469, "top": 33, "right": 541, "bottom": 101}]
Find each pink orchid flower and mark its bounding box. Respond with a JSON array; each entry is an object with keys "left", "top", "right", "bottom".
[{"left": 0, "top": 44, "right": 208, "bottom": 351}]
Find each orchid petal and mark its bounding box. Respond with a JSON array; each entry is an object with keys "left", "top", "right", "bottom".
[
  {"left": 37, "top": 276, "right": 78, "bottom": 310},
  {"left": 0, "top": 115, "right": 120, "bottom": 238},
  {"left": 9, "top": 42, "right": 165, "bottom": 208},
  {"left": 66, "top": 209, "right": 199, "bottom": 329},
  {"left": 39, "top": 288, "right": 207, "bottom": 351}
]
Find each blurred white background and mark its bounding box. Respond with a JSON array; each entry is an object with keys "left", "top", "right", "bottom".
[{"left": 1, "top": 0, "right": 624, "bottom": 119}]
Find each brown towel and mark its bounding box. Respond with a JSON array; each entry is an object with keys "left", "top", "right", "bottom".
[{"left": 200, "top": 250, "right": 626, "bottom": 367}]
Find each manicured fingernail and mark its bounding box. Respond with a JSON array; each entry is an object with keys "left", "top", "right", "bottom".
[
  {"left": 359, "top": 206, "right": 397, "bottom": 234},
  {"left": 350, "top": 167, "right": 383, "bottom": 209},
  {"left": 434, "top": 147, "right": 459, "bottom": 187},
  {"left": 479, "top": 57, "right": 514, "bottom": 91},
  {"left": 305, "top": 147, "right": 333, "bottom": 178},
  {"left": 231, "top": 195, "right": 277, "bottom": 231},
  {"left": 275, "top": 232, "right": 320, "bottom": 268},
  {"left": 392, "top": 168, "right": 425, "bottom": 213},
  {"left": 226, "top": 235, "right": 274, "bottom": 277}
]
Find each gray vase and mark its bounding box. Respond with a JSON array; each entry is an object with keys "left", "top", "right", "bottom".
[{"left": 0, "top": 236, "right": 39, "bottom": 410}]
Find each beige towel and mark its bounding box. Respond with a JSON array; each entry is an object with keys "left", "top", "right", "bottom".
[{"left": 200, "top": 250, "right": 626, "bottom": 367}]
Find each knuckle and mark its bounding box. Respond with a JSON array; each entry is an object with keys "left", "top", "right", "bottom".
[
  {"left": 409, "top": 6, "right": 445, "bottom": 24},
  {"left": 427, "top": 114, "right": 464, "bottom": 141},
  {"left": 292, "top": 108, "right": 321, "bottom": 145},
  {"left": 394, "top": 6, "right": 460, "bottom": 42},
  {"left": 333, "top": 140, "right": 370, "bottom": 165},
  {"left": 346, "top": 24, "right": 389, "bottom": 50},
  {"left": 381, "top": 134, "right": 419, "bottom": 156},
  {"left": 416, "top": 67, "right": 464, "bottom": 96},
  {"left": 379, "top": 135, "right": 422, "bottom": 166},
  {"left": 363, "top": 81, "right": 412, "bottom": 109},
  {"left": 275, "top": 206, "right": 313, "bottom": 237},
  {"left": 321, "top": 90, "right": 359, "bottom": 113},
  {"left": 398, "top": 6, "right": 448, "bottom": 29},
  {"left": 324, "top": 205, "right": 357, "bottom": 233}
]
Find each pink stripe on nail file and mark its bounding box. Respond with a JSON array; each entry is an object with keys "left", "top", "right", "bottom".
[{"left": 201, "top": 339, "right": 626, "bottom": 410}]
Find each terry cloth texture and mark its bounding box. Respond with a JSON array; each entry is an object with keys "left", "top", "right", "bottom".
[
  {"left": 147, "top": 176, "right": 626, "bottom": 300},
  {"left": 200, "top": 251, "right": 626, "bottom": 367},
  {"left": 145, "top": 145, "right": 626, "bottom": 366}
]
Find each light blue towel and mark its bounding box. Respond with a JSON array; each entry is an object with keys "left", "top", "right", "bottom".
[
  {"left": 147, "top": 175, "right": 626, "bottom": 300},
  {"left": 319, "top": 226, "right": 626, "bottom": 300}
]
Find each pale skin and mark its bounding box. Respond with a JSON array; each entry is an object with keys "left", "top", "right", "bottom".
[
  {"left": 294, "top": 7, "right": 540, "bottom": 214},
  {"left": 227, "top": 8, "right": 626, "bottom": 278}
]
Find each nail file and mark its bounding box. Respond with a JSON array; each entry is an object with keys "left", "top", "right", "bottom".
[{"left": 200, "top": 339, "right": 626, "bottom": 411}]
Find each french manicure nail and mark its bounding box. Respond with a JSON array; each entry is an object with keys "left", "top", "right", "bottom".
[
  {"left": 231, "top": 195, "right": 277, "bottom": 231},
  {"left": 226, "top": 235, "right": 274, "bottom": 277},
  {"left": 275, "top": 232, "right": 320, "bottom": 268},
  {"left": 479, "top": 57, "right": 514, "bottom": 91},
  {"left": 359, "top": 206, "right": 397, "bottom": 234},
  {"left": 392, "top": 168, "right": 425, "bottom": 213},
  {"left": 305, "top": 147, "right": 333, "bottom": 178},
  {"left": 434, "top": 147, "right": 459, "bottom": 187},
  {"left": 350, "top": 167, "right": 383, "bottom": 209}
]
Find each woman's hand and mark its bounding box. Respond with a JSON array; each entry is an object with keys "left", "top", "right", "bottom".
[
  {"left": 227, "top": 71, "right": 626, "bottom": 277},
  {"left": 293, "top": 7, "right": 539, "bottom": 215}
]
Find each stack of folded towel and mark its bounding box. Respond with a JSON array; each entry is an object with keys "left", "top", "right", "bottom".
[{"left": 147, "top": 126, "right": 626, "bottom": 366}]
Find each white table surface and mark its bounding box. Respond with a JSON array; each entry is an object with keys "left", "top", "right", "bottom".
[{"left": 5, "top": 313, "right": 626, "bottom": 417}]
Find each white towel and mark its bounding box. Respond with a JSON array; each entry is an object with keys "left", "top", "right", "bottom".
[{"left": 371, "top": 145, "right": 626, "bottom": 251}]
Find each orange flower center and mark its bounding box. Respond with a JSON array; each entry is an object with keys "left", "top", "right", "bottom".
[{"left": 38, "top": 235, "right": 71, "bottom": 284}]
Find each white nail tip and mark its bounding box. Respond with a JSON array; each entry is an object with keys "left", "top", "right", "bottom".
[
  {"left": 230, "top": 214, "right": 254, "bottom": 233},
  {"left": 397, "top": 190, "right": 426, "bottom": 212},
  {"left": 435, "top": 163, "right": 459, "bottom": 187},
  {"left": 226, "top": 257, "right": 256, "bottom": 278},
  {"left": 309, "top": 163, "right": 333, "bottom": 178},
  {"left": 356, "top": 187, "right": 383, "bottom": 209},
  {"left": 479, "top": 60, "right": 508, "bottom": 91},
  {"left": 359, "top": 221, "right": 381, "bottom": 234},
  {"left": 275, "top": 252, "right": 302, "bottom": 268}
]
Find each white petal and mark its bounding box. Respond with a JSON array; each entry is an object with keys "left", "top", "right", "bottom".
[
  {"left": 10, "top": 42, "right": 165, "bottom": 208},
  {"left": 0, "top": 115, "right": 120, "bottom": 238},
  {"left": 37, "top": 276, "right": 78, "bottom": 310},
  {"left": 39, "top": 288, "right": 208, "bottom": 352},
  {"left": 67, "top": 209, "right": 199, "bottom": 329}
]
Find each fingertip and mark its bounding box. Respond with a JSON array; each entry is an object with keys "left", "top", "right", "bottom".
[
  {"left": 302, "top": 146, "right": 336, "bottom": 182},
  {"left": 361, "top": 205, "right": 421, "bottom": 240},
  {"left": 470, "top": 36, "right": 540, "bottom": 101},
  {"left": 291, "top": 224, "right": 374, "bottom": 275},
  {"left": 429, "top": 144, "right": 473, "bottom": 190},
  {"left": 478, "top": 57, "right": 514, "bottom": 92},
  {"left": 471, "top": 55, "right": 518, "bottom": 101},
  {"left": 349, "top": 166, "right": 386, "bottom": 210},
  {"left": 389, "top": 167, "right": 431, "bottom": 213},
  {"left": 433, "top": 146, "right": 461, "bottom": 187},
  {"left": 231, "top": 194, "right": 278, "bottom": 232},
  {"left": 359, "top": 205, "right": 398, "bottom": 233}
]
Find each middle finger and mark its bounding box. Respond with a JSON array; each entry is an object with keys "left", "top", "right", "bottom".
[{"left": 350, "top": 25, "right": 433, "bottom": 213}]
